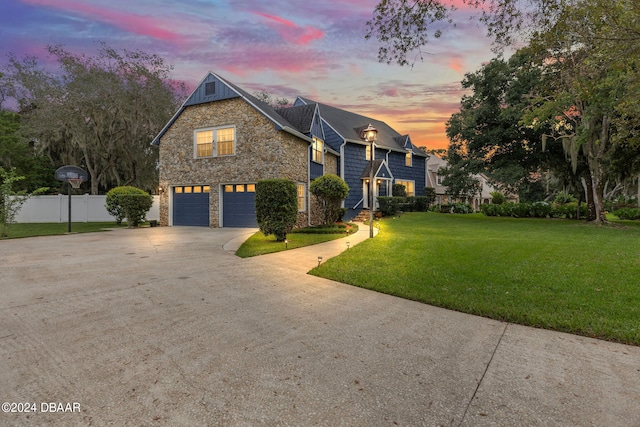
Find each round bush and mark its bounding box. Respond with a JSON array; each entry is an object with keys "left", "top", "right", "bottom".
[{"left": 105, "top": 186, "right": 153, "bottom": 227}]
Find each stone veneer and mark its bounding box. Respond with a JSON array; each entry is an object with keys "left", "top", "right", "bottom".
[{"left": 158, "top": 97, "right": 328, "bottom": 228}]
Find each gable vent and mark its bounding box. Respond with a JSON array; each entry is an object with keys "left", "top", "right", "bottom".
[{"left": 205, "top": 82, "right": 216, "bottom": 96}]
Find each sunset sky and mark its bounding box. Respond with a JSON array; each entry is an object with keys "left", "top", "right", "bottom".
[{"left": 0, "top": 0, "right": 499, "bottom": 150}]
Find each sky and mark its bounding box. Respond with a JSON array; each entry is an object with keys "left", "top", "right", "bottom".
[{"left": 0, "top": 0, "right": 499, "bottom": 150}]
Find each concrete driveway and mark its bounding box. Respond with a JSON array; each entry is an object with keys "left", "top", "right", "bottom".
[{"left": 1, "top": 226, "right": 639, "bottom": 426}]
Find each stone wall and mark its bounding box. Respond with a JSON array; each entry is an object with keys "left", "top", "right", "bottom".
[{"left": 158, "top": 98, "right": 309, "bottom": 227}]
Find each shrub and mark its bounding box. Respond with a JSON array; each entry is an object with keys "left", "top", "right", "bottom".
[
  {"left": 411, "top": 196, "right": 430, "bottom": 212},
  {"left": 423, "top": 187, "right": 436, "bottom": 206},
  {"left": 451, "top": 203, "right": 474, "bottom": 214},
  {"left": 554, "top": 191, "right": 577, "bottom": 205},
  {"left": 377, "top": 196, "right": 431, "bottom": 216},
  {"left": 530, "top": 202, "right": 552, "bottom": 218},
  {"left": 480, "top": 201, "right": 588, "bottom": 219},
  {"left": 377, "top": 196, "right": 401, "bottom": 216},
  {"left": 310, "top": 174, "right": 349, "bottom": 224},
  {"left": 392, "top": 183, "right": 407, "bottom": 197},
  {"left": 439, "top": 203, "right": 473, "bottom": 214},
  {"left": 612, "top": 207, "right": 640, "bottom": 220},
  {"left": 256, "top": 179, "right": 298, "bottom": 241},
  {"left": 491, "top": 191, "right": 507, "bottom": 205},
  {"left": 105, "top": 186, "right": 153, "bottom": 227}
]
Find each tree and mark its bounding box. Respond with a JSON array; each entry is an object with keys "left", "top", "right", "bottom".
[
  {"left": 366, "top": 0, "right": 564, "bottom": 66},
  {"left": 0, "top": 167, "right": 48, "bottom": 237},
  {"left": 253, "top": 90, "right": 291, "bottom": 108},
  {"left": 0, "top": 109, "right": 57, "bottom": 192},
  {"left": 255, "top": 179, "right": 298, "bottom": 241},
  {"left": 4, "top": 43, "right": 184, "bottom": 194},
  {"left": 367, "top": 0, "right": 640, "bottom": 220},
  {"left": 521, "top": 0, "right": 640, "bottom": 221},
  {"left": 309, "top": 174, "right": 349, "bottom": 224},
  {"left": 438, "top": 163, "right": 481, "bottom": 203}
]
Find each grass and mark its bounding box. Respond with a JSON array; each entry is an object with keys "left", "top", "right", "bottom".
[
  {"left": 0, "top": 222, "right": 124, "bottom": 239},
  {"left": 310, "top": 212, "right": 640, "bottom": 345},
  {"left": 236, "top": 223, "right": 358, "bottom": 258}
]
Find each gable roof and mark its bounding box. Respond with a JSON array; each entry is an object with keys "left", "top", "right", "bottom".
[
  {"left": 151, "top": 72, "right": 312, "bottom": 145},
  {"left": 360, "top": 159, "right": 394, "bottom": 180},
  {"left": 294, "top": 97, "right": 427, "bottom": 157}
]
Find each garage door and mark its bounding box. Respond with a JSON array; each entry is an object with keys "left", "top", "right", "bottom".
[
  {"left": 173, "top": 185, "right": 210, "bottom": 226},
  {"left": 222, "top": 183, "right": 257, "bottom": 227}
]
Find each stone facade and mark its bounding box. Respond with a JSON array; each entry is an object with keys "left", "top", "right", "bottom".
[{"left": 159, "top": 97, "right": 317, "bottom": 227}]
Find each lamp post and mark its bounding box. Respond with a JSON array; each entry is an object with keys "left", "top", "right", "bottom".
[{"left": 362, "top": 124, "right": 378, "bottom": 238}]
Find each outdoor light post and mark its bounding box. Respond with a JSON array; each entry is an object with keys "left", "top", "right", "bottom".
[{"left": 362, "top": 124, "right": 378, "bottom": 238}]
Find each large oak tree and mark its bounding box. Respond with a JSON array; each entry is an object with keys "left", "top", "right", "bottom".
[{"left": 4, "top": 44, "right": 184, "bottom": 194}]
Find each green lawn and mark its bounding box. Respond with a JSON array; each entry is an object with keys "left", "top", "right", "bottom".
[
  {"left": 0, "top": 222, "right": 124, "bottom": 239},
  {"left": 236, "top": 223, "right": 358, "bottom": 258},
  {"left": 310, "top": 213, "right": 640, "bottom": 345}
]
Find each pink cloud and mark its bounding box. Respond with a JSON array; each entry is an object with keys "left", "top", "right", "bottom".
[
  {"left": 254, "top": 12, "right": 324, "bottom": 45},
  {"left": 20, "top": 0, "right": 186, "bottom": 45},
  {"left": 449, "top": 57, "right": 464, "bottom": 73}
]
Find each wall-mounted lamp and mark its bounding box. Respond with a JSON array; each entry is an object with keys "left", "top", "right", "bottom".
[
  {"left": 158, "top": 186, "right": 164, "bottom": 194},
  {"left": 317, "top": 256, "right": 323, "bottom": 267}
]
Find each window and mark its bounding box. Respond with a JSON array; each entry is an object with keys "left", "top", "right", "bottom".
[
  {"left": 396, "top": 180, "right": 415, "bottom": 197},
  {"left": 365, "top": 144, "right": 371, "bottom": 160},
  {"left": 436, "top": 175, "right": 443, "bottom": 185},
  {"left": 217, "top": 128, "right": 235, "bottom": 156},
  {"left": 406, "top": 151, "right": 412, "bottom": 167},
  {"left": 236, "top": 184, "right": 245, "bottom": 192},
  {"left": 297, "top": 183, "right": 306, "bottom": 211},
  {"left": 312, "top": 137, "right": 323, "bottom": 164},
  {"left": 247, "top": 184, "right": 256, "bottom": 192},
  {"left": 194, "top": 126, "right": 235, "bottom": 158},
  {"left": 195, "top": 130, "right": 214, "bottom": 157},
  {"left": 224, "top": 185, "right": 234, "bottom": 193}
]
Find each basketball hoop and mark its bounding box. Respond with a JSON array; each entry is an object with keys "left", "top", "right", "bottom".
[{"left": 68, "top": 178, "right": 83, "bottom": 189}]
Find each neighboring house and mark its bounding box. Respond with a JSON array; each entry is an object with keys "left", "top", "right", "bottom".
[
  {"left": 152, "top": 71, "right": 428, "bottom": 227},
  {"left": 426, "top": 155, "right": 518, "bottom": 210}
]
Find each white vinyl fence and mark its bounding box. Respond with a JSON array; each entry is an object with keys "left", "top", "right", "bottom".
[{"left": 10, "top": 194, "right": 160, "bottom": 223}]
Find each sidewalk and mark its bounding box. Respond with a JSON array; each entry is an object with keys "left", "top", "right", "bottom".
[{"left": 226, "top": 223, "right": 376, "bottom": 273}]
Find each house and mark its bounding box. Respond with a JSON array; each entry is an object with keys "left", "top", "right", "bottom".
[
  {"left": 152, "top": 72, "right": 428, "bottom": 227},
  {"left": 426, "top": 154, "right": 518, "bottom": 209}
]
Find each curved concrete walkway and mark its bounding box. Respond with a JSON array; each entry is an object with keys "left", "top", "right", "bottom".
[{"left": 1, "top": 226, "right": 638, "bottom": 426}]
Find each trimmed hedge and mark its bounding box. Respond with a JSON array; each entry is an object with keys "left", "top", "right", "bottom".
[
  {"left": 310, "top": 174, "right": 349, "bottom": 224},
  {"left": 105, "top": 186, "right": 153, "bottom": 227},
  {"left": 377, "top": 196, "right": 431, "bottom": 217},
  {"left": 256, "top": 179, "right": 298, "bottom": 241},
  {"left": 480, "top": 202, "right": 588, "bottom": 219}
]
